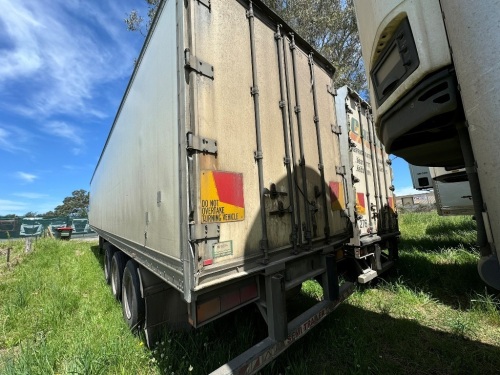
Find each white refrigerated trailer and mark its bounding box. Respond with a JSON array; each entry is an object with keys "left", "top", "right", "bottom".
[
  {"left": 409, "top": 164, "right": 474, "bottom": 216},
  {"left": 353, "top": 0, "right": 500, "bottom": 289},
  {"left": 90, "top": 0, "right": 399, "bottom": 372}
]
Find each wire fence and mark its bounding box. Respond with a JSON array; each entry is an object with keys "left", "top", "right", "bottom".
[{"left": 0, "top": 216, "right": 95, "bottom": 240}]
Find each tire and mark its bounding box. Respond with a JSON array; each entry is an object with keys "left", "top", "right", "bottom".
[
  {"left": 103, "top": 243, "right": 115, "bottom": 285},
  {"left": 111, "top": 251, "right": 126, "bottom": 300},
  {"left": 122, "top": 260, "right": 145, "bottom": 331}
]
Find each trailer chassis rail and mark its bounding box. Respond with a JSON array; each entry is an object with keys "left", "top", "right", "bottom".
[{"left": 210, "top": 282, "right": 355, "bottom": 375}]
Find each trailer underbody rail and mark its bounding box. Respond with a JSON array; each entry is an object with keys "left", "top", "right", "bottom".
[{"left": 210, "top": 282, "right": 355, "bottom": 375}]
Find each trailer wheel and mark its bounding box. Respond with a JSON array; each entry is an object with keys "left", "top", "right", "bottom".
[
  {"left": 111, "top": 251, "right": 126, "bottom": 300},
  {"left": 122, "top": 260, "right": 145, "bottom": 331},
  {"left": 103, "top": 242, "right": 114, "bottom": 285}
]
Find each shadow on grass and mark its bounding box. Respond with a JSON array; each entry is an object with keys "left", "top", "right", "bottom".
[
  {"left": 391, "top": 215, "right": 490, "bottom": 309},
  {"left": 145, "top": 301, "right": 500, "bottom": 375},
  {"left": 90, "top": 245, "right": 105, "bottom": 272},
  {"left": 399, "top": 233, "right": 477, "bottom": 254},
  {"left": 399, "top": 216, "right": 477, "bottom": 251},
  {"left": 385, "top": 255, "right": 489, "bottom": 310},
  {"left": 424, "top": 219, "right": 477, "bottom": 236},
  {"left": 85, "top": 240, "right": 499, "bottom": 374},
  {"left": 274, "top": 303, "right": 500, "bottom": 375}
]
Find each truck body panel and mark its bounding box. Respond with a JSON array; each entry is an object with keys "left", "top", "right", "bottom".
[
  {"left": 409, "top": 164, "right": 474, "bottom": 216},
  {"left": 336, "top": 87, "right": 397, "bottom": 241},
  {"left": 91, "top": 0, "right": 185, "bottom": 291},
  {"left": 439, "top": 0, "right": 500, "bottom": 271},
  {"left": 90, "top": 0, "right": 400, "bottom": 370},
  {"left": 91, "top": 0, "right": 357, "bottom": 296},
  {"left": 433, "top": 181, "right": 474, "bottom": 217},
  {"left": 354, "top": 0, "right": 500, "bottom": 289},
  {"left": 353, "top": 0, "right": 451, "bottom": 131}
]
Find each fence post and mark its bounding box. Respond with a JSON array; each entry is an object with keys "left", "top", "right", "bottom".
[
  {"left": 25, "top": 237, "right": 33, "bottom": 253},
  {"left": 6, "top": 247, "right": 10, "bottom": 264}
]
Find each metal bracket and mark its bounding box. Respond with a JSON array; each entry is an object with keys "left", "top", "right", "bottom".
[
  {"left": 269, "top": 201, "right": 291, "bottom": 217},
  {"left": 195, "top": 0, "right": 210, "bottom": 10},
  {"left": 190, "top": 223, "right": 220, "bottom": 241},
  {"left": 184, "top": 49, "right": 214, "bottom": 79},
  {"left": 331, "top": 124, "right": 341, "bottom": 134},
  {"left": 327, "top": 85, "right": 337, "bottom": 96},
  {"left": 336, "top": 166, "right": 346, "bottom": 175},
  {"left": 187, "top": 132, "right": 217, "bottom": 154},
  {"left": 264, "top": 183, "right": 288, "bottom": 200}
]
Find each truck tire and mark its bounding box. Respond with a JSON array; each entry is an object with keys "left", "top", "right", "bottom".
[
  {"left": 103, "top": 242, "right": 114, "bottom": 285},
  {"left": 122, "top": 260, "right": 145, "bottom": 331},
  {"left": 111, "top": 251, "right": 126, "bottom": 300}
]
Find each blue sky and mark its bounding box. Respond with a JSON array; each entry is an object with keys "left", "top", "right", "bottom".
[
  {"left": 0, "top": 0, "right": 418, "bottom": 216},
  {"left": 0, "top": 0, "right": 148, "bottom": 216}
]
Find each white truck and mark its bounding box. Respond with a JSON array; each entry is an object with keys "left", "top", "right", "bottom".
[
  {"left": 89, "top": 0, "right": 399, "bottom": 372},
  {"left": 353, "top": 0, "right": 500, "bottom": 289},
  {"left": 409, "top": 164, "right": 474, "bottom": 216}
]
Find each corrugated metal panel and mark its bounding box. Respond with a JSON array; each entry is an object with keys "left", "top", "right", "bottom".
[
  {"left": 189, "top": 0, "right": 349, "bottom": 286},
  {"left": 90, "top": 0, "right": 182, "bottom": 264},
  {"left": 336, "top": 86, "right": 397, "bottom": 241}
]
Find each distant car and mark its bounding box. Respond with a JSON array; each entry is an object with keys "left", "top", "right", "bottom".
[{"left": 19, "top": 218, "right": 43, "bottom": 237}]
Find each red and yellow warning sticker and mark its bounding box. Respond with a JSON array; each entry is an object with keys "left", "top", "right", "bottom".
[
  {"left": 329, "top": 181, "right": 345, "bottom": 211},
  {"left": 356, "top": 192, "right": 366, "bottom": 215},
  {"left": 201, "top": 171, "right": 245, "bottom": 223}
]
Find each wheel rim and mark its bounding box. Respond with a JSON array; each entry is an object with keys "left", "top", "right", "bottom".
[
  {"left": 104, "top": 255, "right": 110, "bottom": 279},
  {"left": 111, "top": 260, "right": 117, "bottom": 295},
  {"left": 123, "top": 273, "right": 132, "bottom": 320}
]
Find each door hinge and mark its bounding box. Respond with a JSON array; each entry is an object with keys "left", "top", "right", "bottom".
[
  {"left": 187, "top": 132, "right": 218, "bottom": 154},
  {"left": 336, "top": 166, "right": 346, "bottom": 175},
  {"left": 190, "top": 223, "right": 220, "bottom": 241},
  {"left": 331, "top": 124, "right": 341, "bottom": 134},
  {"left": 184, "top": 49, "right": 214, "bottom": 79},
  {"left": 327, "top": 85, "right": 337, "bottom": 96}
]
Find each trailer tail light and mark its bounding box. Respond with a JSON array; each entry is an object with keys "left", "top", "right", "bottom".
[{"left": 196, "top": 280, "right": 258, "bottom": 324}]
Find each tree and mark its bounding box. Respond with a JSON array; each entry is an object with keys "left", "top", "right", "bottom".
[
  {"left": 264, "top": 0, "right": 366, "bottom": 92},
  {"left": 125, "top": 0, "right": 365, "bottom": 92},
  {"left": 124, "top": 0, "right": 160, "bottom": 36},
  {"left": 53, "top": 190, "right": 89, "bottom": 217}
]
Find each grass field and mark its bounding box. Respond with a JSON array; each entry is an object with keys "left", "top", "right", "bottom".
[{"left": 1, "top": 212, "right": 499, "bottom": 374}]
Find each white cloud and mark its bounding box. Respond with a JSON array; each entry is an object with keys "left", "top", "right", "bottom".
[
  {"left": 13, "top": 192, "right": 49, "bottom": 199},
  {"left": 42, "top": 121, "right": 84, "bottom": 146},
  {"left": 0, "top": 197, "right": 61, "bottom": 216},
  {"left": 0, "top": 1, "right": 42, "bottom": 80},
  {"left": 0, "top": 126, "right": 32, "bottom": 153},
  {"left": 0, "top": 199, "right": 28, "bottom": 214},
  {"left": 0, "top": 127, "right": 18, "bottom": 153},
  {"left": 16, "top": 171, "right": 38, "bottom": 183},
  {"left": 0, "top": 0, "right": 140, "bottom": 118}
]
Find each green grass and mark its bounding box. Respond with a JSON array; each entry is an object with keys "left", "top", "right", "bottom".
[
  {"left": 1, "top": 212, "right": 500, "bottom": 374},
  {"left": 0, "top": 239, "right": 154, "bottom": 374},
  {"left": 0, "top": 238, "right": 31, "bottom": 277}
]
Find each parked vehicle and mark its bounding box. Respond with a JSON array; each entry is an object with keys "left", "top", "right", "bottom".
[
  {"left": 409, "top": 164, "right": 474, "bottom": 216},
  {"left": 89, "top": 1, "right": 399, "bottom": 372},
  {"left": 353, "top": 0, "right": 500, "bottom": 289}
]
